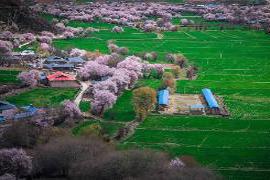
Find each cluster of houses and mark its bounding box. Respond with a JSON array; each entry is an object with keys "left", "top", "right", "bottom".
[
  {"left": 0, "top": 101, "right": 44, "bottom": 123},
  {"left": 43, "top": 56, "right": 85, "bottom": 71}
]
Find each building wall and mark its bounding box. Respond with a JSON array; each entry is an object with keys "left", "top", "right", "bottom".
[{"left": 49, "top": 80, "right": 80, "bottom": 88}]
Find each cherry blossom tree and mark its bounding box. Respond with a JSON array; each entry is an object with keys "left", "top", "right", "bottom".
[
  {"left": 93, "top": 79, "right": 118, "bottom": 95},
  {"left": 62, "top": 100, "right": 82, "bottom": 119},
  {"left": 0, "top": 40, "right": 13, "bottom": 55},
  {"left": 111, "top": 69, "right": 131, "bottom": 94},
  {"left": 77, "top": 61, "right": 114, "bottom": 81},
  {"left": 17, "top": 70, "right": 40, "bottom": 87},
  {"left": 91, "top": 90, "right": 117, "bottom": 116},
  {"left": 69, "top": 48, "right": 87, "bottom": 57},
  {"left": 0, "top": 148, "right": 32, "bottom": 178},
  {"left": 117, "top": 56, "right": 143, "bottom": 76}
]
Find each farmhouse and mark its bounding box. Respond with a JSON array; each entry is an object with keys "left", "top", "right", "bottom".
[
  {"left": 14, "top": 104, "right": 42, "bottom": 121},
  {"left": 47, "top": 71, "right": 80, "bottom": 88}
]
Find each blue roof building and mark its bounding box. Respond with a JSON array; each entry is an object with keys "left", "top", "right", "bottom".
[
  {"left": 158, "top": 89, "right": 169, "bottom": 106},
  {"left": 0, "top": 101, "right": 16, "bottom": 112},
  {"left": 14, "top": 105, "right": 40, "bottom": 121},
  {"left": 202, "top": 88, "right": 219, "bottom": 109}
]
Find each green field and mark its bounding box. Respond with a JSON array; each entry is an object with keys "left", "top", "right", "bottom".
[
  {"left": 72, "top": 120, "right": 124, "bottom": 137},
  {"left": 52, "top": 15, "right": 270, "bottom": 179},
  {"left": 0, "top": 70, "right": 21, "bottom": 84},
  {"left": 6, "top": 88, "right": 78, "bottom": 107}
]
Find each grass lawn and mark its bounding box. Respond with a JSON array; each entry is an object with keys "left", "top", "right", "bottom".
[
  {"left": 0, "top": 70, "right": 21, "bottom": 84},
  {"left": 51, "top": 14, "right": 270, "bottom": 179},
  {"left": 104, "top": 78, "right": 161, "bottom": 122},
  {"left": 72, "top": 120, "right": 124, "bottom": 137},
  {"left": 79, "top": 100, "right": 91, "bottom": 112},
  {"left": 6, "top": 88, "right": 78, "bottom": 107}
]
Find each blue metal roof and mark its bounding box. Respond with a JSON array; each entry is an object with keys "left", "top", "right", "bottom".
[
  {"left": 0, "top": 101, "right": 16, "bottom": 111},
  {"left": 202, "top": 88, "right": 219, "bottom": 108},
  {"left": 14, "top": 105, "right": 39, "bottom": 120},
  {"left": 158, "top": 90, "right": 169, "bottom": 106}
]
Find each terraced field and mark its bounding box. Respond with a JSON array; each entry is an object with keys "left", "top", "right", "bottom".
[
  {"left": 0, "top": 70, "right": 21, "bottom": 84},
  {"left": 52, "top": 15, "right": 270, "bottom": 179}
]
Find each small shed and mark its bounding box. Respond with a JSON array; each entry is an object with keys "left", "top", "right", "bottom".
[
  {"left": 158, "top": 89, "right": 169, "bottom": 106},
  {"left": 47, "top": 71, "right": 80, "bottom": 88},
  {"left": 201, "top": 88, "right": 219, "bottom": 109}
]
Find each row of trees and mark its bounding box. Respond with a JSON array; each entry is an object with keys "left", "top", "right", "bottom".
[{"left": 0, "top": 132, "right": 220, "bottom": 179}]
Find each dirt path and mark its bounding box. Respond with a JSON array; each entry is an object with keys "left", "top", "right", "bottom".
[
  {"left": 156, "top": 32, "right": 164, "bottom": 39},
  {"left": 74, "top": 81, "right": 90, "bottom": 106}
]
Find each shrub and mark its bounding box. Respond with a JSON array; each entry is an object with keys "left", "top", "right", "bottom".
[
  {"left": 17, "top": 70, "right": 40, "bottom": 87},
  {"left": 133, "top": 87, "right": 157, "bottom": 121},
  {"left": 161, "top": 72, "right": 176, "bottom": 94},
  {"left": 0, "top": 148, "right": 32, "bottom": 178}
]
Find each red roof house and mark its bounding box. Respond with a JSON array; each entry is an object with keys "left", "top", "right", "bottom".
[{"left": 47, "top": 71, "right": 80, "bottom": 88}]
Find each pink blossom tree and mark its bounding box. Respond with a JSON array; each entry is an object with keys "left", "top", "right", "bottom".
[
  {"left": 17, "top": 70, "right": 40, "bottom": 87},
  {"left": 93, "top": 79, "right": 118, "bottom": 95},
  {"left": 0, "top": 40, "right": 13, "bottom": 55},
  {"left": 69, "top": 48, "right": 87, "bottom": 57},
  {"left": 40, "top": 43, "right": 51, "bottom": 52},
  {"left": 117, "top": 56, "right": 143, "bottom": 76},
  {"left": 111, "top": 69, "right": 131, "bottom": 94},
  {"left": 0, "top": 148, "right": 32, "bottom": 178},
  {"left": 62, "top": 100, "right": 82, "bottom": 119},
  {"left": 77, "top": 61, "right": 114, "bottom": 81},
  {"left": 91, "top": 90, "right": 117, "bottom": 116}
]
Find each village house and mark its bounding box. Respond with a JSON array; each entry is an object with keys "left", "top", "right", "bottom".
[
  {"left": 43, "top": 56, "right": 85, "bottom": 71},
  {"left": 47, "top": 71, "right": 80, "bottom": 88},
  {"left": 14, "top": 104, "right": 44, "bottom": 121}
]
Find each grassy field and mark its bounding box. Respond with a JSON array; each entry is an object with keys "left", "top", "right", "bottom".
[
  {"left": 6, "top": 88, "right": 78, "bottom": 107},
  {"left": 72, "top": 120, "right": 124, "bottom": 137},
  {"left": 0, "top": 70, "right": 21, "bottom": 84},
  {"left": 52, "top": 15, "right": 270, "bottom": 179}
]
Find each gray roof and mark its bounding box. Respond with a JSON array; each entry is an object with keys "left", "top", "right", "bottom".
[
  {"left": 43, "top": 63, "right": 75, "bottom": 69},
  {"left": 46, "top": 56, "right": 66, "bottom": 63},
  {"left": 66, "top": 57, "right": 85, "bottom": 63}
]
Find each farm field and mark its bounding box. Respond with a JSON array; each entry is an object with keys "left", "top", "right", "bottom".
[
  {"left": 50, "top": 14, "right": 270, "bottom": 179},
  {"left": 0, "top": 70, "right": 21, "bottom": 84},
  {"left": 6, "top": 88, "right": 78, "bottom": 107}
]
